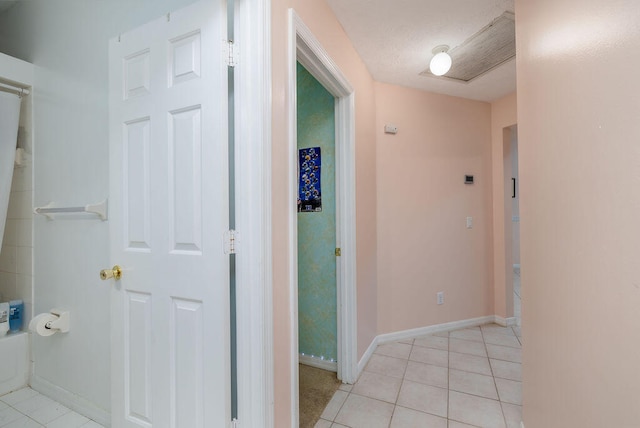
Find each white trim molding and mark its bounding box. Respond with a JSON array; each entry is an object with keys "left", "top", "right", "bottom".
[
  {"left": 30, "top": 375, "right": 110, "bottom": 426},
  {"left": 299, "top": 354, "right": 338, "bottom": 372},
  {"left": 288, "top": 9, "right": 358, "bottom": 427},
  {"left": 234, "top": 0, "right": 273, "bottom": 426},
  {"left": 356, "top": 316, "right": 503, "bottom": 381},
  {"left": 494, "top": 315, "right": 518, "bottom": 327}
]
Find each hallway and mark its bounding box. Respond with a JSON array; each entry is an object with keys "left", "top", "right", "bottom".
[{"left": 316, "top": 323, "right": 522, "bottom": 427}]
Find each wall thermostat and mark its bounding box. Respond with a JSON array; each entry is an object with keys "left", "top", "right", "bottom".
[{"left": 464, "top": 175, "right": 474, "bottom": 184}]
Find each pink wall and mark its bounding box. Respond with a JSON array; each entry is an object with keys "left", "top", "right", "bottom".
[
  {"left": 375, "top": 82, "right": 493, "bottom": 333},
  {"left": 271, "top": 0, "right": 378, "bottom": 425},
  {"left": 490, "top": 93, "right": 517, "bottom": 318},
  {"left": 516, "top": 0, "right": 640, "bottom": 426}
]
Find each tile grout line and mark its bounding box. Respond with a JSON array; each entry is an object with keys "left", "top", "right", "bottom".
[{"left": 480, "top": 325, "right": 509, "bottom": 428}]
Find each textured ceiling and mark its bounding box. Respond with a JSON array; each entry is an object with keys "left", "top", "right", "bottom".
[{"left": 325, "top": 0, "right": 516, "bottom": 102}]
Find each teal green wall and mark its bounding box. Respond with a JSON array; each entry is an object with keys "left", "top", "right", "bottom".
[{"left": 297, "top": 62, "right": 337, "bottom": 362}]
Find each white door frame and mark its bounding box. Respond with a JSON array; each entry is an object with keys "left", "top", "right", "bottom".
[
  {"left": 233, "top": 0, "right": 273, "bottom": 426},
  {"left": 288, "top": 9, "right": 358, "bottom": 425}
]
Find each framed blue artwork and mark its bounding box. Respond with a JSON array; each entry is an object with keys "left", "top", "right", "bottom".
[{"left": 298, "top": 147, "right": 322, "bottom": 212}]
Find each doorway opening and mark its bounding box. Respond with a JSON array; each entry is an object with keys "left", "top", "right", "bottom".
[
  {"left": 503, "top": 124, "right": 521, "bottom": 326},
  {"left": 288, "top": 10, "right": 358, "bottom": 427}
]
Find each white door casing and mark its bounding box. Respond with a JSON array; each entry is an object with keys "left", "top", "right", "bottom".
[{"left": 108, "top": 2, "right": 230, "bottom": 427}]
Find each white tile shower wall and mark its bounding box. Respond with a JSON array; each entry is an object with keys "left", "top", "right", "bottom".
[{"left": 0, "top": 92, "right": 33, "bottom": 328}]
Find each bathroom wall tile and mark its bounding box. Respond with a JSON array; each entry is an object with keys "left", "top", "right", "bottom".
[
  {"left": 16, "top": 219, "right": 32, "bottom": 248},
  {"left": 0, "top": 271, "right": 17, "bottom": 301},
  {"left": 16, "top": 247, "right": 32, "bottom": 276},
  {"left": 3, "top": 219, "right": 19, "bottom": 247},
  {"left": 7, "top": 191, "right": 31, "bottom": 220},
  {"left": 16, "top": 274, "right": 32, "bottom": 303},
  {"left": 0, "top": 245, "right": 17, "bottom": 273},
  {"left": 11, "top": 164, "right": 33, "bottom": 193}
]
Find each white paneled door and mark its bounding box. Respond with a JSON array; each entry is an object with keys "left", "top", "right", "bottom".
[{"left": 108, "top": 1, "right": 230, "bottom": 427}]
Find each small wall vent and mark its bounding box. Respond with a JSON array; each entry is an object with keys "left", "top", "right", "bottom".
[{"left": 421, "top": 11, "right": 515, "bottom": 83}]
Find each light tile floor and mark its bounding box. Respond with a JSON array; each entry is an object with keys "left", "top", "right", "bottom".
[
  {"left": 316, "top": 323, "right": 522, "bottom": 428},
  {"left": 0, "top": 387, "right": 104, "bottom": 428}
]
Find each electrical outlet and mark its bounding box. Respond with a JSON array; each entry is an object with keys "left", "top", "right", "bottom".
[{"left": 437, "top": 292, "right": 444, "bottom": 305}]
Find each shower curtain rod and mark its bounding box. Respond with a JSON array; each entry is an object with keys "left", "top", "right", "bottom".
[{"left": 0, "top": 82, "right": 30, "bottom": 96}]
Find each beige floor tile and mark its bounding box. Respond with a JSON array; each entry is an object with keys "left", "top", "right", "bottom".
[
  {"left": 490, "top": 359, "right": 522, "bottom": 382},
  {"left": 449, "top": 352, "right": 492, "bottom": 376},
  {"left": 331, "top": 424, "right": 349, "bottom": 428},
  {"left": 334, "top": 394, "right": 394, "bottom": 428},
  {"left": 396, "top": 380, "right": 447, "bottom": 418},
  {"left": 399, "top": 338, "right": 415, "bottom": 345},
  {"left": 501, "top": 402, "right": 523, "bottom": 428},
  {"left": 449, "top": 338, "right": 487, "bottom": 357},
  {"left": 404, "top": 361, "right": 448, "bottom": 389},
  {"left": 450, "top": 329, "right": 484, "bottom": 343},
  {"left": 448, "top": 391, "right": 505, "bottom": 428},
  {"left": 481, "top": 324, "right": 515, "bottom": 336},
  {"left": 413, "top": 335, "right": 449, "bottom": 351},
  {"left": 365, "top": 354, "right": 408, "bottom": 379},
  {"left": 351, "top": 371, "right": 402, "bottom": 403},
  {"left": 409, "top": 346, "right": 448, "bottom": 368},
  {"left": 0, "top": 407, "right": 24, "bottom": 426},
  {"left": 0, "top": 388, "right": 39, "bottom": 406},
  {"left": 46, "top": 411, "right": 90, "bottom": 428},
  {"left": 433, "top": 331, "right": 449, "bottom": 338},
  {"left": 4, "top": 416, "right": 43, "bottom": 428},
  {"left": 447, "top": 421, "right": 479, "bottom": 428},
  {"left": 390, "top": 406, "right": 447, "bottom": 428},
  {"left": 486, "top": 344, "right": 522, "bottom": 363},
  {"left": 314, "top": 419, "right": 332, "bottom": 428},
  {"left": 375, "top": 342, "right": 412, "bottom": 360},
  {"left": 512, "top": 327, "right": 522, "bottom": 337},
  {"left": 482, "top": 333, "right": 522, "bottom": 349},
  {"left": 320, "top": 390, "right": 349, "bottom": 421},
  {"left": 495, "top": 378, "right": 522, "bottom": 405},
  {"left": 449, "top": 369, "right": 499, "bottom": 400}
]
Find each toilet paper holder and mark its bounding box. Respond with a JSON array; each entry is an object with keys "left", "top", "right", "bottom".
[{"left": 43, "top": 309, "right": 70, "bottom": 333}]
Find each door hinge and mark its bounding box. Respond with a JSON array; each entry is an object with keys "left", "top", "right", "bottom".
[
  {"left": 231, "top": 418, "right": 239, "bottom": 428},
  {"left": 335, "top": 248, "right": 341, "bottom": 257},
  {"left": 224, "top": 230, "right": 239, "bottom": 254},
  {"left": 224, "top": 40, "right": 237, "bottom": 67}
]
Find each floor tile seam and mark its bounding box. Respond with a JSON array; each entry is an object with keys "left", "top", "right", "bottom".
[
  {"left": 448, "top": 414, "right": 483, "bottom": 428},
  {"left": 447, "top": 383, "right": 499, "bottom": 401},
  {"left": 483, "top": 340, "right": 522, "bottom": 350},
  {"left": 348, "top": 389, "right": 398, "bottom": 406},
  {"left": 479, "top": 328, "right": 509, "bottom": 428},
  {"left": 450, "top": 388, "right": 518, "bottom": 405}
]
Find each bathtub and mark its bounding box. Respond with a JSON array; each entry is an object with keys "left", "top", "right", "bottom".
[{"left": 0, "top": 332, "right": 28, "bottom": 396}]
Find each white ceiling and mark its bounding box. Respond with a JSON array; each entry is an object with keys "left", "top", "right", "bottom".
[{"left": 325, "top": 0, "right": 516, "bottom": 102}]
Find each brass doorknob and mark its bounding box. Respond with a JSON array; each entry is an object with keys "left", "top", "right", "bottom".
[{"left": 100, "top": 265, "right": 122, "bottom": 280}]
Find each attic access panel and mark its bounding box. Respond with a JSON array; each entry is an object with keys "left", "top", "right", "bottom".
[{"left": 421, "top": 11, "right": 515, "bottom": 83}]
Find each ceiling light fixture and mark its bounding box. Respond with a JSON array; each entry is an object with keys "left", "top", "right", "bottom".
[{"left": 429, "top": 45, "right": 452, "bottom": 76}]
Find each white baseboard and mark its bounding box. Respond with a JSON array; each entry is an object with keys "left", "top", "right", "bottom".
[
  {"left": 299, "top": 354, "right": 337, "bottom": 372},
  {"left": 494, "top": 315, "right": 518, "bottom": 327},
  {"left": 30, "top": 375, "right": 110, "bottom": 427},
  {"left": 376, "top": 316, "right": 496, "bottom": 345},
  {"left": 356, "top": 315, "right": 500, "bottom": 382},
  {"left": 357, "top": 335, "right": 379, "bottom": 376},
  {"left": 521, "top": 422, "right": 525, "bottom": 428}
]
